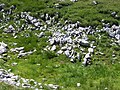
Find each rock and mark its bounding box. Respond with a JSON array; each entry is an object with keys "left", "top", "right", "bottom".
[
  {"left": 4, "top": 25, "right": 15, "bottom": 33},
  {"left": 64, "top": 50, "right": 70, "bottom": 57},
  {"left": 16, "top": 82, "right": 20, "bottom": 86},
  {"left": 116, "top": 29, "right": 120, "bottom": 34},
  {"left": 12, "top": 62, "right": 18, "bottom": 66},
  {"left": 10, "top": 47, "right": 24, "bottom": 53},
  {"left": 115, "top": 40, "right": 120, "bottom": 45},
  {"left": 79, "top": 39, "right": 90, "bottom": 47},
  {"left": 22, "top": 83, "right": 31, "bottom": 88},
  {"left": 31, "top": 19, "right": 37, "bottom": 24},
  {"left": 92, "top": 1, "right": 98, "bottom": 5},
  {"left": 115, "top": 34, "right": 120, "bottom": 40},
  {"left": 55, "top": 3, "right": 62, "bottom": 8},
  {"left": 77, "top": 83, "right": 81, "bottom": 87},
  {"left": 0, "top": 42, "right": 7, "bottom": 54},
  {"left": 70, "top": 0, "right": 78, "bottom": 2},
  {"left": 0, "top": 42, "right": 8, "bottom": 48},
  {"left": 49, "top": 39, "right": 55, "bottom": 45},
  {"left": 34, "top": 22, "right": 40, "bottom": 27},
  {"left": 0, "top": 3, "right": 5, "bottom": 11},
  {"left": 70, "top": 58, "right": 75, "bottom": 63},
  {"left": 88, "top": 48, "right": 94, "bottom": 53},
  {"left": 85, "top": 53, "right": 91, "bottom": 59},
  {"left": 0, "top": 55, "right": 3, "bottom": 59},
  {"left": 10, "top": 5, "right": 16, "bottom": 10},
  {"left": 61, "top": 46, "right": 67, "bottom": 51},
  {"left": 77, "top": 53, "right": 80, "bottom": 60},
  {"left": 27, "top": 15, "right": 34, "bottom": 21},
  {"left": 111, "top": 12, "right": 116, "bottom": 16},
  {"left": 82, "top": 53, "right": 91, "bottom": 65},
  {"left": 109, "top": 32, "right": 116, "bottom": 38},
  {"left": 57, "top": 50, "right": 63, "bottom": 54},
  {"left": 37, "top": 32, "right": 44, "bottom": 38},
  {"left": 17, "top": 51, "right": 33, "bottom": 58},
  {"left": 51, "top": 45, "right": 56, "bottom": 51},
  {"left": 48, "top": 84, "right": 59, "bottom": 89},
  {"left": 17, "top": 52, "right": 27, "bottom": 57}
]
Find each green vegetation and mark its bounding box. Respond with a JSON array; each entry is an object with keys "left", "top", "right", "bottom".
[
  {"left": 0, "top": 0, "right": 120, "bottom": 90},
  {"left": 1, "top": 0, "right": 120, "bottom": 26}
]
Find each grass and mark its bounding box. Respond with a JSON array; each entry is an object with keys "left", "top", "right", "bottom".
[
  {"left": 0, "top": 0, "right": 120, "bottom": 90},
  {"left": 1, "top": 0, "right": 120, "bottom": 26}
]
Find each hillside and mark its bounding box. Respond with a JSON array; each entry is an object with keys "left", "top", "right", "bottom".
[{"left": 0, "top": 0, "right": 120, "bottom": 90}]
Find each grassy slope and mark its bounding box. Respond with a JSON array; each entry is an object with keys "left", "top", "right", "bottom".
[
  {"left": 0, "top": 0, "right": 120, "bottom": 90},
  {"left": 1, "top": 0, "right": 120, "bottom": 26}
]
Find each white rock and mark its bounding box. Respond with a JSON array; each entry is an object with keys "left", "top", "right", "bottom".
[
  {"left": 79, "top": 39, "right": 90, "bottom": 47},
  {"left": 70, "top": 58, "right": 74, "bottom": 62},
  {"left": 82, "top": 58, "right": 87, "bottom": 65},
  {"left": 93, "top": 1, "right": 98, "bottom": 5},
  {"left": 16, "top": 82, "right": 20, "bottom": 86},
  {"left": 34, "top": 22, "right": 40, "bottom": 27},
  {"left": 0, "top": 45, "right": 7, "bottom": 54},
  {"left": 31, "top": 19, "right": 37, "bottom": 23},
  {"left": 85, "top": 53, "right": 91, "bottom": 59},
  {"left": 12, "top": 62, "right": 18, "bottom": 66},
  {"left": 115, "top": 34, "right": 120, "bottom": 40},
  {"left": 15, "top": 47, "right": 24, "bottom": 51},
  {"left": 70, "top": 0, "right": 77, "bottom": 2},
  {"left": 37, "top": 32, "right": 44, "bottom": 38},
  {"left": 64, "top": 50, "right": 70, "bottom": 57},
  {"left": 51, "top": 45, "right": 56, "bottom": 51},
  {"left": 49, "top": 39, "right": 55, "bottom": 45},
  {"left": 57, "top": 50, "right": 63, "bottom": 54},
  {"left": 61, "top": 46, "right": 67, "bottom": 51},
  {"left": 0, "top": 42, "right": 7, "bottom": 47},
  {"left": 28, "top": 15, "right": 34, "bottom": 21},
  {"left": 77, "top": 83, "right": 81, "bottom": 87},
  {"left": 88, "top": 48, "right": 94, "bottom": 53},
  {"left": 0, "top": 55, "right": 3, "bottom": 59},
  {"left": 77, "top": 53, "right": 80, "bottom": 60}
]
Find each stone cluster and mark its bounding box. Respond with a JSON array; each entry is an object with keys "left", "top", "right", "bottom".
[
  {"left": 102, "top": 25, "right": 120, "bottom": 40},
  {"left": 0, "top": 69, "right": 59, "bottom": 89},
  {"left": 45, "top": 22, "right": 96, "bottom": 65},
  {"left": 10, "top": 47, "right": 35, "bottom": 58},
  {"left": 0, "top": 2, "right": 120, "bottom": 89}
]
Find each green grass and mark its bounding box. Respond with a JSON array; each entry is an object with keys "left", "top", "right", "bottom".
[
  {"left": 0, "top": 0, "right": 120, "bottom": 90},
  {"left": 1, "top": 0, "right": 120, "bottom": 26}
]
